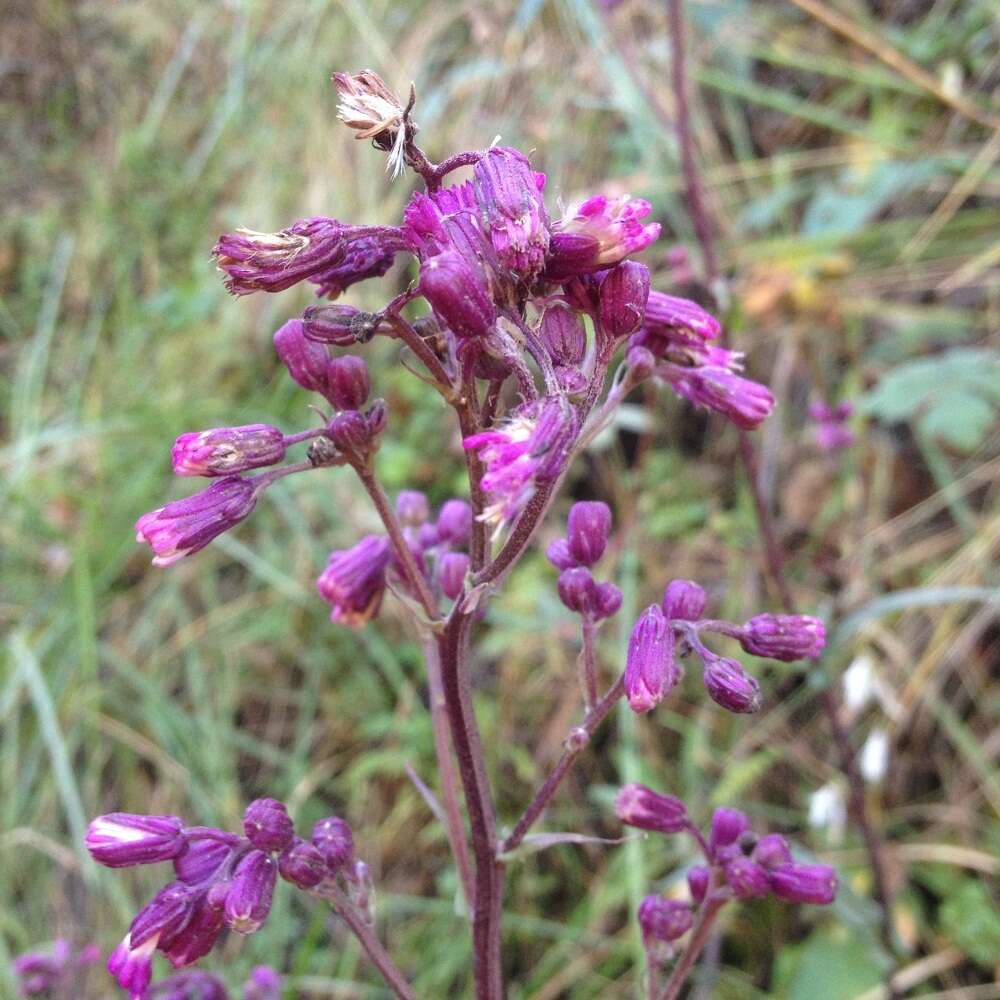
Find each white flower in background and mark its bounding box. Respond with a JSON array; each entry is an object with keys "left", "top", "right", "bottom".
[
  {"left": 808, "top": 782, "right": 847, "bottom": 844},
  {"left": 860, "top": 728, "right": 890, "bottom": 784},
  {"left": 843, "top": 654, "right": 877, "bottom": 713}
]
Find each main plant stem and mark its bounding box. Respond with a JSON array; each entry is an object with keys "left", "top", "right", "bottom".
[{"left": 666, "top": 0, "right": 898, "bottom": 990}]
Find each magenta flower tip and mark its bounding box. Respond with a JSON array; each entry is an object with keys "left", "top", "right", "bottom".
[
  {"left": 86, "top": 813, "right": 185, "bottom": 868},
  {"left": 708, "top": 807, "right": 750, "bottom": 853},
  {"left": 769, "top": 862, "right": 839, "bottom": 905},
  {"left": 661, "top": 579, "right": 707, "bottom": 621},
  {"left": 224, "top": 851, "right": 277, "bottom": 934},
  {"left": 638, "top": 896, "right": 694, "bottom": 944},
  {"left": 566, "top": 501, "right": 612, "bottom": 567},
  {"left": 625, "top": 605, "right": 681, "bottom": 714},
  {"left": 741, "top": 613, "right": 826, "bottom": 661}
]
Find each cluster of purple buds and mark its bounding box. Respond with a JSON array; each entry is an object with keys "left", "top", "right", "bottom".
[
  {"left": 616, "top": 785, "right": 838, "bottom": 960},
  {"left": 145, "top": 966, "right": 281, "bottom": 1000},
  {"left": 315, "top": 493, "right": 473, "bottom": 626},
  {"left": 85, "top": 801, "right": 359, "bottom": 998},
  {"left": 809, "top": 399, "right": 855, "bottom": 452},
  {"left": 12, "top": 941, "right": 100, "bottom": 998},
  {"left": 625, "top": 581, "right": 825, "bottom": 714},
  {"left": 548, "top": 501, "right": 622, "bottom": 622}
]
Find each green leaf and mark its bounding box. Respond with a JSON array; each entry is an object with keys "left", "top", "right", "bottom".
[
  {"left": 780, "top": 926, "right": 884, "bottom": 1000},
  {"left": 939, "top": 879, "right": 1000, "bottom": 967}
]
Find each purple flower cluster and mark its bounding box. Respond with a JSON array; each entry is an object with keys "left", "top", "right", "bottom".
[
  {"left": 616, "top": 784, "right": 838, "bottom": 961},
  {"left": 548, "top": 501, "right": 622, "bottom": 621},
  {"left": 12, "top": 941, "right": 100, "bottom": 998},
  {"left": 85, "top": 802, "right": 356, "bottom": 998},
  {"left": 146, "top": 966, "right": 281, "bottom": 1000},
  {"left": 624, "top": 580, "right": 825, "bottom": 714}
]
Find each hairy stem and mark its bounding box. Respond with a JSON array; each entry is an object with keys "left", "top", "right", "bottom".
[
  {"left": 323, "top": 881, "right": 416, "bottom": 1000},
  {"left": 454, "top": 386, "right": 491, "bottom": 573},
  {"left": 658, "top": 896, "right": 727, "bottom": 1000},
  {"left": 501, "top": 676, "right": 625, "bottom": 854},
  {"left": 382, "top": 312, "right": 455, "bottom": 393},
  {"left": 579, "top": 617, "right": 599, "bottom": 710}
]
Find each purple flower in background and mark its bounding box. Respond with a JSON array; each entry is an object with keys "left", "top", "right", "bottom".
[
  {"left": 85, "top": 813, "right": 185, "bottom": 868},
  {"left": 172, "top": 425, "right": 286, "bottom": 478},
  {"left": 147, "top": 970, "right": 229, "bottom": 1000},
  {"left": 740, "top": 613, "right": 826, "bottom": 661},
  {"left": 664, "top": 365, "right": 775, "bottom": 430},
  {"left": 770, "top": 863, "right": 839, "bottom": 904},
  {"left": 624, "top": 605, "right": 681, "bottom": 713},
  {"left": 243, "top": 966, "right": 282, "bottom": 1000},
  {"left": 13, "top": 941, "right": 99, "bottom": 998},
  {"left": 436, "top": 498, "right": 473, "bottom": 545},
  {"left": 317, "top": 535, "right": 393, "bottom": 628},
  {"left": 810, "top": 400, "right": 855, "bottom": 452},
  {"left": 439, "top": 551, "right": 470, "bottom": 600},
  {"left": 135, "top": 477, "right": 260, "bottom": 566},
  {"left": 547, "top": 194, "right": 660, "bottom": 277},
  {"left": 396, "top": 489, "right": 430, "bottom": 527},
  {"left": 661, "top": 579, "right": 707, "bottom": 621}
]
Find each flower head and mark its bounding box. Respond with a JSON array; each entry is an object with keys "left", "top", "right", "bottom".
[
  {"left": 634, "top": 290, "right": 721, "bottom": 360},
  {"left": 548, "top": 195, "right": 660, "bottom": 277},
  {"left": 615, "top": 783, "right": 689, "bottom": 833},
  {"left": 334, "top": 70, "right": 410, "bottom": 177},
  {"left": 243, "top": 966, "right": 283, "bottom": 1000},
  {"left": 243, "top": 799, "right": 295, "bottom": 853},
  {"left": 316, "top": 535, "right": 393, "bottom": 628},
  {"left": 566, "top": 501, "right": 612, "bottom": 567},
  {"left": 278, "top": 838, "right": 327, "bottom": 890},
  {"left": 597, "top": 260, "right": 651, "bottom": 344},
  {"left": 665, "top": 365, "right": 775, "bottom": 430},
  {"left": 225, "top": 852, "right": 277, "bottom": 934},
  {"left": 312, "top": 816, "right": 355, "bottom": 872},
  {"left": 419, "top": 250, "right": 497, "bottom": 339},
  {"left": 638, "top": 896, "right": 694, "bottom": 945},
  {"left": 135, "top": 477, "right": 259, "bottom": 566},
  {"left": 769, "top": 862, "right": 838, "bottom": 904},
  {"left": 740, "top": 613, "right": 826, "bottom": 661},
  {"left": 86, "top": 813, "right": 186, "bottom": 868},
  {"left": 172, "top": 425, "right": 286, "bottom": 478},
  {"left": 661, "top": 579, "right": 707, "bottom": 621},
  {"left": 624, "top": 605, "right": 681, "bottom": 713},
  {"left": 701, "top": 653, "right": 762, "bottom": 713}
]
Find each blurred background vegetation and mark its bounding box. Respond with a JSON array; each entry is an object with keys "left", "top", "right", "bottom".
[{"left": 2, "top": 0, "right": 998, "bottom": 996}]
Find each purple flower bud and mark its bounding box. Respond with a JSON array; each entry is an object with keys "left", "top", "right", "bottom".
[
  {"left": 769, "top": 863, "right": 839, "bottom": 904},
  {"left": 439, "top": 551, "right": 470, "bottom": 600},
  {"left": 13, "top": 949, "right": 67, "bottom": 998},
  {"left": 147, "top": 970, "right": 228, "bottom": 1000},
  {"left": 598, "top": 260, "right": 651, "bottom": 343},
  {"left": 302, "top": 303, "right": 379, "bottom": 345},
  {"left": 278, "top": 837, "right": 327, "bottom": 889},
  {"left": 86, "top": 813, "right": 185, "bottom": 868},
  {"left": 243, "top": 798, "right": 294, "bottom": 853},
  {"left": 436, "top": 499, "right": 473, "bottom": 545},
  {"left": 702, "top": 654, "right": 762, "bottom": 713},
  {"left": 625, "top": 605, "right": 681, "bottom": 713},
  {"left": 709, "top": 808, "right": 750, "bottom": 854},
  {"left": 638, "top": 896, "right": 694, "bottom": 944},
  {"left": 548, "top": 195, "right": 660, "bottom": 277},
  {"left": 539, "top": 305, "right": 586, "bottom": 367},
  {"left": 173, "top": 838, "right": 233, "bottom": 885},
  {"left": 566, "top": 501, "right": 612, "bottom": 567},
  {"left": 159, "top": 897, "right": 225, "bottom": 968},
  {"left": 668, "top": 366, "right": 775, "bottom": 430},
  {"left": 273, "top": 319, "right": 332, "bottom": 397},
  {"left": 723, "top": 857, "right": 772, "bottom": 899},
  {"left": 317, "top": 535, "right": 392, "bottom": 628},
  {"left": 309, "top": 232, "right": 403, "bottom": 299},
  {"left": 135, "top": 477, "right": 259, "bottom": 566},
  {"left": 546, "top": 537, "right": 577, "bottom": 571},
  {"left": 473, "top": 147, "right": 550, "bottom": 282},
  {"left": 244, "top": 966, "right": 283, "bottom": 1000},
  {"left": 641, "top": 291, "right": 721, "bottom": 348},
  {"left": 557, "top": 567, "right": 597, "bottom": 615},
  {"left": 312, "top": 816, "right": 354, "bottom": 872},
  {"left": 396, "top": 490, "right": 430, "bottom": 527},
  {"left": 172, "top": 424, "right": 286, "bottom": 478},
  {"left": 625, "top": 344, "right": 655, "bottom": 381},
  {"left": 752, "top": 833, "right": 793, "bottom": 870},
  {"left": 365, "top": 399, "right": 388, "bottom": 438},
  {"left": 418, "top": 523, "right": 439, "bottom": 549},
  {"left": 419, "top": 251, "right": 496, "bottom": 339},
  {"left": 615, "top": 783, "right": 689, "bottom": 833},
  {"left": 687, "top": 865, "right": 711, "bottom": 902},
  {"left": 662, "top": 579, "right": 707, "bottom": 621},
  {"left": 326, "top": 356, "right": 371, "bottom": 411},
  {"left": 593, "top": 581, "right": 623, "bottom": 621},
  {"left": 130, "top": 882, "right": 197, "bottom": 951},
  {"left": 108, "top": 936, "right": 157, "bottom": 998},
  {"left": 740, "top": 614, "right": 826, "bottom": 661},
  {"left": 326, "top": 410, "right": 372, "bottom": 457},
  {"left": 224, "top": 851, "right": 276, "bottom": 934}
]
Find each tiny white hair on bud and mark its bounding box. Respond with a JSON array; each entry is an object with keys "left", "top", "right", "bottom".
[{"left": 860, "top": 728, "right": 890, "bottom": 784}]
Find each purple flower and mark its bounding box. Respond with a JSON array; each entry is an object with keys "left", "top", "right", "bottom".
[
  {"left": 173, "top": 838, "right": 233, "bottom": 886},
  {"left": 439, "top": 551, "right": 470, "bottom": 600},
  {"left": 624, "top": 605, "right": 681, "bottom": 713},
  {"left": 597, "top": 260, "right": 650, "bottom": 344},
  {"left": 464, "top": 398, "right": 577, "bottom": 532},
  {"left": 11, "top": 942, "right": 96, "bottom": 998},
  {"left": 638, "top": 896, "right": 694, "bottom": 944},
  {"left": 539, "top": 305, "right": 586, "bottom": 367},
  {"left": 243, "top": 799, "right": 294, "bottom": 853},
  {"left": 635, "top": 291, "right": 721, "bottom": 359},
  {"left": 753, "top": 833, "right": 793, "bottom": 869},
  {"left": 326, "top": 407, "right": 382, "bottom": 459},
  {"left": 708, "top": 807, "right": 750, "bottom": 854},
  {"left": 701, "top": 653, "right": 762, "bottom": 714},
  {"left": 312, "top": 816, "right": 355, "bottom": 872},
  {"left": 664, "top": 365, "right": 775, "bottom": 430},
  {"left": 135, "top": 477, "right": 259, "bottom": 566},
  {"left": 557, "top": 567, "right": 597, "bottom": 615},
  {"left": 308, "top": 230, "right": 405, "bottom": 299},
  {"left": 615, "top": 783, "right": 689, "bottom": 833},
  {"left": 593, "top": 581, "right": 623, "bottom": 621},
  {"left": 278, "top": 837, "right": 328, "bottom": 889},
  {"left": 740, "top": 613, "right": 826, "bottom": 661},
  {"left": 769, "top": 862, "right": 838, "bottom": 904},
  {"left": 302, "top": 303, "right": 379, "bottom": 345},
  {"left": 108, "top": 935, "right": 157, "bottom": 999},
  {"left": 243, "top": 966, "right": 282, "bottom": 1000},
  {"left": 687, "top": 865, "right": 710, "bottom": 902},
  {"left": 147, "top": 970, "right": 228, "bottom": 1000},
  {"left": 546, "top": 537, "right": 576, "bottom": 571},
  {"left": 159, "top": 897, "right": 225, "bottom": 968},
  {"left": 326, "top": 355, "right": 371, "bottom": 411},
  {"left": 473, "top": 146, "right": 550, "bottom": 282},
  {"left": 316, "top": 535, "right": 393, "bottom": 628},
  {"left": 403, "top": 183, "right": 492, "bottom": 271},
  {"left": 86, "top": 813, "right": 185, "bottom": 868},
  {"left": 172, "top": 425, "right": 286, "bottom": 478},
  {"left": 810, "top": 400, "right": 855, "bottom": 452},
  {"left": 566, "top": 501, "right": 612, "bottom": 567},
  {"left": 224, "top": 851, "right": 277, "bottom": 934},
  {"left": 419, "top": 250, "right": 497, "bottom": 339},
  {"left": 548, "top": 195, "right": 660, "bottom": 277},
  {"left": 661, "top": 579, "right": 707, "bottom": 621},
  {"left": 273, "top": 318, "right": 335, "bottom": 402},
  {"left": 722, "top": 857, "right": 771, "bottom": 899},
  {"left": 396, "top": 490, "right": 430, "bottom": 527}
]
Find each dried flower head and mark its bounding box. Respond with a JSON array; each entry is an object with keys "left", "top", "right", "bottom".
[{"left": 334, "top": 70, "right": 411, "bottom": 178}]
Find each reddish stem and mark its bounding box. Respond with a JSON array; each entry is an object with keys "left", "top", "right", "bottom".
[{"left": 658, "top": 896, "right": 727, "bottom": 1000}]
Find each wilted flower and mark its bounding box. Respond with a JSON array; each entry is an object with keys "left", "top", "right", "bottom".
[
  {"left": 334, "top": 70, "right": 410, "bottom": 177},
  {"left": 317, "top": 535, "right": 393, "bottom": 628},
  {"left": 663, "top": 365, "right": 775, "bottom": 430}
]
